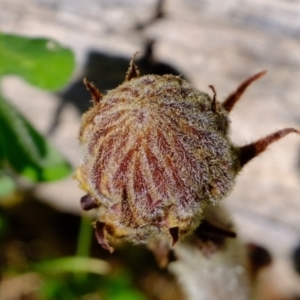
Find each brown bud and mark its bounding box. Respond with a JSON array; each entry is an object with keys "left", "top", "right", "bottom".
[{"left": 75, "top": 60, "right": 299, "bottom": 251}]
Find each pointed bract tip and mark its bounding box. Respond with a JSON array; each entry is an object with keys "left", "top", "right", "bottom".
[
  {"left": 95, "top": 222, "right": 115, "bottom": 253},
  {"left": 83, "top": 78, "right": 103, "bottom": 105},
  {"left": 169, "top": 227, "right": 180, "bottom": 246},
  {"left": 125, "top": 52, "right": 140, "bottom": 81},
  {"left": 222, "top": 70, "right": 267, "bottom": 112},
  {"left": 208, "top": 85, "right": 218, "bottom": 112},
  {"left": 80, "top": 194, "right": 99, "bottom": 211},
  {"left": 239, "top": 128, "right": 300, "bottom": 167}
]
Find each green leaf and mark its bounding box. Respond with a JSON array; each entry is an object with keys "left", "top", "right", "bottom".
[
  {"left": 39, "top": 278, "right": 76, "bottom": 300},
  {"left": 0, "top": 172, "right": 16, "bottom": 197},
  {"left": 0, "top": 94, "right": 72, "bottom": 182},
  {"left": 104, "top": 272, "right": 146, "bottom": 300},
  {"left": 0, "top": 33, "right": 75, "bottom": 90},
  {"left": 33, "top": 256, "right": 110, "bottom": 275}
]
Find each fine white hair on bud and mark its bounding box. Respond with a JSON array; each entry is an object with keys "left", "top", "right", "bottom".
[{"left": 75, "top": 57, "right": 300, "bottom": 252}]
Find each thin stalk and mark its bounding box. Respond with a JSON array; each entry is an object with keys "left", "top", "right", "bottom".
[{"left": 74, "top": 215, "right": 93, "bottom": 281}]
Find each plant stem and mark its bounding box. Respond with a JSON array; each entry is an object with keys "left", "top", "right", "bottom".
[
  {"left": 74, "top": 215, "right": 93, "bottom": 281},
  {"left": 76, "top": 215, "right": 93, "bottom": 257}
]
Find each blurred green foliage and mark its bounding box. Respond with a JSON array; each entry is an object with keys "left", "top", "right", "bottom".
[
  {"left": 0, "top": 33, "right": 75, "bottom": 90},
  {"left": 0, "top": 33, "right": 74, "bottom": 196},
  {"left": 0, "top": 94, "right": 72, "bottom": 184},
  {"left": 38, "top": 272, "right": 146, "bottom": 300}
]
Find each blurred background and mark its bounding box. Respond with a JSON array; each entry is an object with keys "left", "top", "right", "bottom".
[{"left": 1, "top": 0, "right": 300, "bottom": 299}]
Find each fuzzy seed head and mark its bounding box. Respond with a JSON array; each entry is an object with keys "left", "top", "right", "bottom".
[
  {"left": 76, "top": 62, "right": 299, "bottom": 252},
  {"left": 77, "top": 73, "right": 238, "bottom": 249}
]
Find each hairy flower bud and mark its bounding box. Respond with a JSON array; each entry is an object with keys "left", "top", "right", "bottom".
[{"left": 75, "top": 57, "right": 299, "bottom": 252}]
